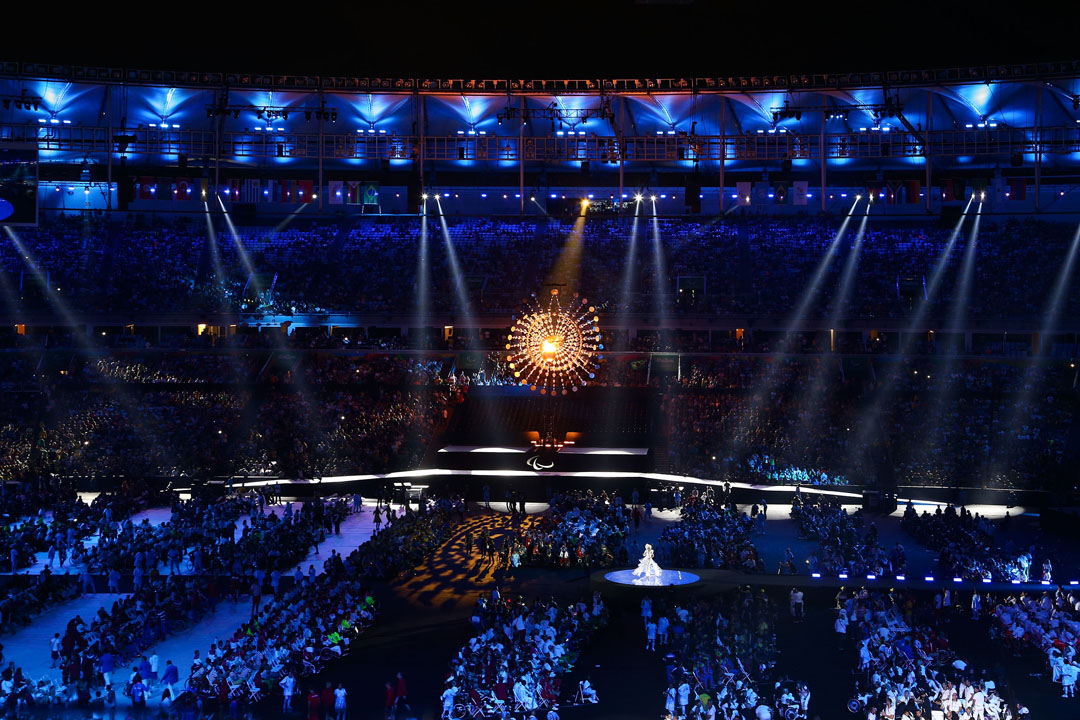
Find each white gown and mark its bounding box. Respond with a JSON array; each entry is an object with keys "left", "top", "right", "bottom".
[{"left": 632, "top": 547, "right": 662, "bottom": 583}]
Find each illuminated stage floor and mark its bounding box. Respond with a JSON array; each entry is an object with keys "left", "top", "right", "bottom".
[{"left": 604, "top": 568, "right": 701, "bottom": 587}]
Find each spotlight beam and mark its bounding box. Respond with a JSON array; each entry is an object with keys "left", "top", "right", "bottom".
[
  {"left": 4, "top": 226, "right": 184, "bottom": 471},
  {"left": 415, "top": 213, "right": 430, "bottom": 348},
  {"left": 202, "top": 201, "right": 234, "bottom": 317},
  {"left": 216, "top": 194, "right": 262, "bottom": 300},
  {"left": 547, "top": 211, "right": 587, "bottom": 298},
  {"left": 789, "top": 213, "right": 869, "bottom": 448},
  {"left": 434, "top": 197, "right": 477, "bottom": 343},
  {"left": 990, "top": 220, "right": 1080, "bottom": 480},
  {"left": 273, "top": 204, "right": 307, "bottom": 233},
  {"left": 216, "top": 197, "right": 315, "bottom": 423},
  {"left": 617, "top": 202, "right": 642, "bottom": 344},
  {"left": 904, "top": 203, "right": 983, "bottom": 476},
  {"left": 724, "top": 199, "right": 859, "bottom": 462},
  {"left": 844, "top": 195, "right": 974, "bottom": 461},
  {"left": 5, "top": 226, "right": 81, "bottom": 329},
  {"left": 649, "top": 200, "right": 671, "bottom": 330}
]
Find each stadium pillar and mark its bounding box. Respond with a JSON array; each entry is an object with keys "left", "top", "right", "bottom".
[
  {"left": 719, "top": 99, "right": 725, "bottom": 210},
  {"left": 925, "top": 92, "right": 932, "bottom": 213},
  {"left": 317, "top": 95, "right": 324, "bottom": 213},
  {"left": 618, "top": 98, "right": 625, "bottom": 209},
  {"left": 1035, "top": 85, "right": 1043, "bottom": 211},
  {"left": 105, "top": 86, "right": 113, "bottom": 210},
  {"left": 213, "top": 88, "right": 226, "bottom": 193},
  {"left": 819, "top": 101, "right": 826, "bottom": 213},
  {"left": 519, "top": 97, "right": 526, "bottom": 215},
  {"left": 418, "top": 93, "right": 425, "bottom": 201}
]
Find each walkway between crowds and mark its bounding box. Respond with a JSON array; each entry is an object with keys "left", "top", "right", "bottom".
[{"left": 1, "top": 500, "right": 400, "bottom": 709}]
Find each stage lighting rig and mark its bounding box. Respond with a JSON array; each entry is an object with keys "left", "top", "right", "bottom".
[
  {"left": 776, "top": 97, "right": 904, "bottom": 127},
  {"left": 207, "top": 103, "right": 339, "bottom": 123},
  {"left": 497, "top": 99, "right": 614, "bottom": 128},
  {"left": 771, "top": 100, "right": 803, "bottom": 123},
  {"left": 1, "top": 91, "right": 42, "bottom": 112}
]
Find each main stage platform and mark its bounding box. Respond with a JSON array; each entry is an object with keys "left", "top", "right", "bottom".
[
  {"left": 437, "top": 385, "right": 657, "bottom": 472},
  {"left": 604, "top": 568, "right": 701, "bottom": 587}
]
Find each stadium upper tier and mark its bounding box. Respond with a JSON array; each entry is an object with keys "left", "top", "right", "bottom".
[
  {"left": 0, "top": 351, "right": 1074, "bottom": 489},
  {"left": 1, "top": 215, "right": 1078, "bottom": 333},
  {"left": 2, "top": 60, "right": 1080, "bottom": 192}
]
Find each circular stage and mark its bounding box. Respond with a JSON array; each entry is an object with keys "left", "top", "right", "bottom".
[{"left": 603, "top": 568, "right": 701, "bottom": 587}]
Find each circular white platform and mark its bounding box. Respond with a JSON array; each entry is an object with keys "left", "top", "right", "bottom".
[{"left": 604, "top": 568, "right": 701, "bottom": 587}]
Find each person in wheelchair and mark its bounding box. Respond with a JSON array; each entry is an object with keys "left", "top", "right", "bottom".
[{"left": 579, "top": 677, "right": 597, "bottom": 704}]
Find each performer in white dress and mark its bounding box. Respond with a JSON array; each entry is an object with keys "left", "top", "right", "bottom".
[{"left": 633, "top": 543, "right": 662, "bottom": 580}]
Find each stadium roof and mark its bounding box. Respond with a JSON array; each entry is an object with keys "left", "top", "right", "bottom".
[
  {"left": 2, "top": 3, "right": 1066, "bottom": 79},
  {"left": 2, "top": 6, "right": 1076, "bottom": 181}
]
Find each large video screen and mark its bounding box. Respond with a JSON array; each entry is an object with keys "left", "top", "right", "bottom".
[{"left": 0, "top": 146, "right": 39, "bottom": 226}]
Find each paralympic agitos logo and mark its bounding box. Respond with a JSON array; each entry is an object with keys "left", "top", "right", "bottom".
[{"left": 526, "top": 454, "right": 554, "bottom": 471}]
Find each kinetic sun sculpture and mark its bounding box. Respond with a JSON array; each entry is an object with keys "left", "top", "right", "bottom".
[{"left": 506, "top": 289, "right": 603, "bottom": 394}]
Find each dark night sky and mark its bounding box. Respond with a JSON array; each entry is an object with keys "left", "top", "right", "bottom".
[{"left": 5, "top": 2, "right": 1072, "bottom": 79}]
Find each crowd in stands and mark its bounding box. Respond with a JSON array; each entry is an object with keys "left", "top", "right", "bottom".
[
  {"left": 664, "top": 355, "right": 1075, "bottom": 490},
  {"left": 511, "top": 490, "right": 630, "bottom": 570},
  {"left": 441, "top": 589, "right": 608, "bottom": 717},
  {"left": 0, "top": 347, "right": 1073, "bottom": 494},
  {"left": 900, "top": 503, "right": 1037, "bottom": 582},
  {"left": 650, "top": 586, "right": 810, "bottom": 720},
  {"left": 882, "top": 361, "right": 1073, "bottom": 489},
  {"left": 835, "top": 585, "right": 1024, "bottom": 719},
  {"left": 88, "top": 354, "right": 249, "bottom": 384},
  {"left": 5, "top": 215, "right": 1078, "bottom": 325},
  {"left": 657, "top": 488, "right": 760, "bottom": 571},
  {"left": 0, "top": 353, "right": 457, "bottom": 482},
  {"left": 664, "top": 356, "right": 862, "bottom": 485},
  {"left": 792, "top": 495, "right": 907, "bottom": 577}
]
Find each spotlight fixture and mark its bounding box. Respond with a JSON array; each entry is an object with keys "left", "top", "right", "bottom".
[
  {"left": 421, "top": 193, "right": 428, "bottom": 200},
  {"left": 650, "top": 195, "right": 657, "bottom": 201},
  {"left": 634, "top": 194, "right": 643, "bottom": 202}
]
